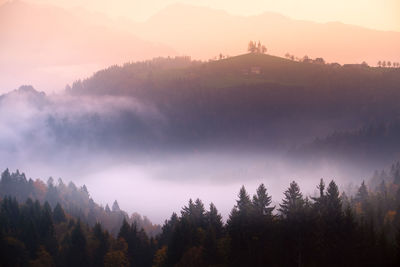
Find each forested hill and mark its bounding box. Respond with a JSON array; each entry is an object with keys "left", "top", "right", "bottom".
[
  {"left": 67, "top": 53, "right": 400, "bottom": 151},
  {"left": 0, "top": 169, "right": 161, "bottom": 237},
  {"left": 69, "top": 53, "right": 400, "bottom": 97}
]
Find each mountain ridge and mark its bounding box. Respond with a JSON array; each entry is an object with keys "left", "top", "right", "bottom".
[{"left": 134, "top": 3, "right": 400, "bottom": 63}]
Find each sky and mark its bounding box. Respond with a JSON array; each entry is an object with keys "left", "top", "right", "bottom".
[{"left": 8, "top": 0, "right": 400, "bottom": 32}]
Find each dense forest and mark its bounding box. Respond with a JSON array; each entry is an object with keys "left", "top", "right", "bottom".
[
  {"left": 0, "top": 169, "right": 160, "bottom": 238},
  {"left": 1, "top": 164, "right": 400, "bottom": 266},
  {"left": 294, "top": 120, "right": 400, "bottom": 166}
]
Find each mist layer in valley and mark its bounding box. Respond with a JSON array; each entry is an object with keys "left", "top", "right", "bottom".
[{"left": 2, "top": 54, "right": 400, "bottom": 223}]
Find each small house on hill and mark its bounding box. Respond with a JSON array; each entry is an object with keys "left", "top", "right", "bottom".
[{"left": 250, "top": 66, "right": 261, "bottom": 74}]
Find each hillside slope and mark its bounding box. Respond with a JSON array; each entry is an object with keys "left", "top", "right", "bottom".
[{"left": 68, "top": 53, "right": 400, "bottom": 150}]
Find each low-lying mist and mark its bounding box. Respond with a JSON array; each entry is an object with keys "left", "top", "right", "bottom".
[
  {"left": 0, "top": 83, "right": 385, "bottom": 224},
  {"left": 75, "top": 153, "right": 369, "bottom": 224}
]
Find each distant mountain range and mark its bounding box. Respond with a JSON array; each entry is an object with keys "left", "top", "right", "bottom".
[
  {"left": 0, "top": 0, "right": 176, "bottom": 92},
  {"left": 1, "top": 1, "right": 399, "bottom": 92},
  {"left": 133, "top": 3, "right": 400, "bottom": 64}
]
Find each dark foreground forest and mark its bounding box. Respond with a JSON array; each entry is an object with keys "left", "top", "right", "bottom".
[{"left": 1, "top": 165, "right": 400, "bottom": 267}]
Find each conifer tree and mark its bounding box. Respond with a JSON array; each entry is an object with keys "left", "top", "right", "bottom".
[
  {"left": 112, "top": 200, "right": 120, "bottom": 212},
  {"left": 53, "top": 203, "right": 66, "bottom": 223},
  {"left": 236, "top": 186, "right": 252, "bottom": 215},
  {"left": 355, "top": 181, "right": 369, "bottom": 213},
  {"left": 93, "top": 223, "right": 110, "bottom": 267},
  {"left": 279, "top": 181, "right": 304, "bottom": 219},
  {"left": 326, "top": 180, "right": 342, "bottom": 218},
  {"left": 193, "top": 198, "right": 206, "bottom": 227},
  {"left": 67, "top": 221, "right": 88, "bottom": 267},
  {"left": 206, "top": 203, "right": 223, "bottom": 237},
  {"left": 118, "top": 218, "right": 131, "bottom": 241},
  {"left": 252, "top": 183, "right": 274, "bottom": 216}
]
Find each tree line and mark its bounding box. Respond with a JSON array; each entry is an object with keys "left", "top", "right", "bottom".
[
  {"left": 0, "top": 169, "right": 161, "bottom": 238},
  {"left": 2, "top": 165, "right": 400, "bottom": 266},
  {"left": 377, "top": 61, "right": 400, "bottom": 68}
]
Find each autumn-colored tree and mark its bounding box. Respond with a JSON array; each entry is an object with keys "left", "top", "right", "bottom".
[
  {"left": 152, "top": 246, "right": 167, "bottom": 267},
  {"left": 104, "top": 251, "right": 129, "bottom": 267}
]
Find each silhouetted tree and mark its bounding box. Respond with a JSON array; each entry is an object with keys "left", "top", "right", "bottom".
[
  {"left": 252, "top": 183, "right": 274, "bottom": 217},
  {"left": 279, "top": 181, "right": 304, "bottom": 219},
  {"left": 248, "top": 41, "right": 256, "bottom": 53}
]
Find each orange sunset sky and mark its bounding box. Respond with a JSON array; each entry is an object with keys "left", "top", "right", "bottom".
[{"left": 2, "top": 0, "right": 399, "bottom": 31}]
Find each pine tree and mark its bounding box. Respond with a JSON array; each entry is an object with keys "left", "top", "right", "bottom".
[
  {"left": 326, "top": 180, "right": 342, "bottom": 218},
  {"left": 181, "top": 199, "right": 195, "bottom": 218},
  {"left": 105, "top": 204, "right": 111, "bottom": 213},
  {"left": 279, "top": 181, "right": 304, "bottom": 219},
  {"left": 93, "top": 223, "right": 109, "bottom": 267},
  {"left": 355, "top": 181, "right": 369, "bottom": 205},
  {"left": 312, "top": 179, "right": 327, "bottom": 215},
  {"left": 226, "top": 186, "right": 254, "bottom": 266},
  {"left": 53, "top": 203, "right": 66, "bottom": 223},
  {"left": 118, "top": 218, "right": 131, "bottom": 241},
  {"left": 252, "top": 183, "right": 274, "bottom": 216},
  {"left": 193, "top": 198, "right": 206, "bottom": 227},
  {"left": 206, "top": 203, "right": 223, "bottom": 237},
  {"left": 236, "top": 186, "right": 252, "bottom": 215},
  {"left": 112, "top": 200, "right": 120, "bottom": 212},
  {"left": 40, "top": 202, "right": 57, "bottom": 255},
  {"left": 67, "top": 221, "right": 88, "bottom": 267}
]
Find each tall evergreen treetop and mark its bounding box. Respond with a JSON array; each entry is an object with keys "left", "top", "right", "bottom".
[
  {"left": 252, "top": 183, "right": 274, "bottom": 216},
  {"left": 105, "top": 204, "right": 111, "bottom": 213},
  {"left": 236, "top": 186, "right": 252, "bottom": 215},
  {"left": 194, "top": 199, "right": 206, "bottom": 221},
  {"left": 317, "top": 179, "right": 325, "bottom": 198},
  {"left": 181, "top": 199, "right": 195, "bottom": 218},
  {"left": 278, "top": 181, "right": 304, "bottom": 218},
  {"left": 326, "top": 180, "right": 342, "bottom": 217},
  {"left": 206, "top": 203, "right": 223, "bottom": 236},
  {"left": 311, "top": 179, "right": 327, "bottom": 213},
  {"left": 356, "top": 181, "right": 369, "bottom": 203},
  {"left": 112, "top": 200, "right": 120, "bottom": 212},
  {"left": 118, "top": 218, "right": 131, "bottom": 241}
]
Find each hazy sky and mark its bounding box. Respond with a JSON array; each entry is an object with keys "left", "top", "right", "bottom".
[{"left": 8, "top": 0, "right": 399, "bottom": 31}]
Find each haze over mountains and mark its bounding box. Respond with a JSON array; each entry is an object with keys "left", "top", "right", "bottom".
[
  {"left": 1, "top": 52, "right": 400, "bottom": 221},
  {"left": 0, "top": 0, "right": 176, "bottom": 92},
  {"left": 1, "top": 1, "right": 399, "bottom": 92},
  {"left": 135, "top": 3, "right": 400, "bottom": 63}
]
